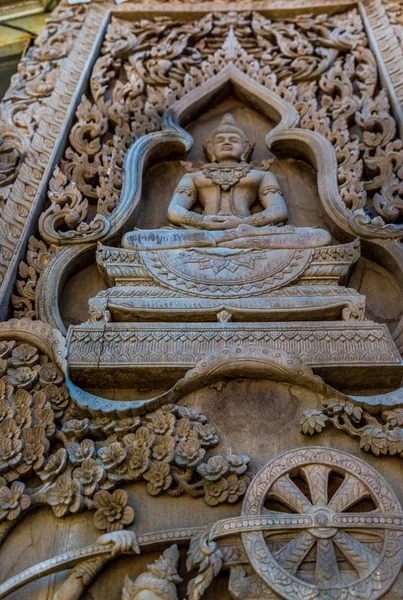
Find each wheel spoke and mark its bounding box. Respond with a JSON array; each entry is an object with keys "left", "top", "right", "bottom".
[
  {"left": 274, "top": 531, "right": 315, "bottom": 574},
  {"left": 301, "top": 465, "right": 330, "bottom": 506},
  {"left": 328, "top": 475, "right": 370, "bottom": 513},
  {"left": 316, "top": 539, "right": 341, "bottom": 585},
  {"left": 268, "top": 475, "right": 312, "bottom": 513},
  {"left": 333, "top": 530, "right": 378, "bottom": 576}
]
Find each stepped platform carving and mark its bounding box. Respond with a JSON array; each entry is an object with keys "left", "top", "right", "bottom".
[{"left": 92, "top": 239, "right": 364, "bottom": 323}]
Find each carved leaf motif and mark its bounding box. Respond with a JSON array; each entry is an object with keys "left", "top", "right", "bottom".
[{"left": 187, "top": 530, "right": 224, "bottom": 600}]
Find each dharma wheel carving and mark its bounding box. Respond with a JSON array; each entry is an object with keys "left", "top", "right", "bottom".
[{"left": 241, "top": 448, "right": 403, "bottom": 599}]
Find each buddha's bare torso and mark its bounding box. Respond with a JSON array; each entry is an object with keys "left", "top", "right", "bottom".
[
  {"left": 123, "top": 114, "right": 331, "bottom": 250},
  {"left": 168, "top": 166, "right": 287, "bottom": 229}
]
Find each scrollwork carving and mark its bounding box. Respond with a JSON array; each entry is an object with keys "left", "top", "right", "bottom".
[
  {"left": 38, "top": 8, "right": 403, "bottom": 248},
  {"left": 12, "top": 235, "right": 59, "bottom": 319},
  {"left": 0, "top": 4, "right": 88, "bottom": 218}
]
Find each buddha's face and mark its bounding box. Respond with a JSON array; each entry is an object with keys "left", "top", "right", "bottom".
[{"left": 212, "top": 132, "right": 244, "bottom": 162}]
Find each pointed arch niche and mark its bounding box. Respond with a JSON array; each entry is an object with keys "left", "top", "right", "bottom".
[{"left": 124, "top": 65, "right": 341, "bottom": 237}]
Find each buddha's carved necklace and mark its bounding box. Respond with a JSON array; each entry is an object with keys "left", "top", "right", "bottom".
[
  {"left": 202, "top": 163, "right": 252, "bottom": 216},
  {"left": 202, "top": 163, "right": 251, "bottom": 191}
]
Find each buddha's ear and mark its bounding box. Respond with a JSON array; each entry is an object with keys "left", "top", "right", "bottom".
[
  {"left": 242, "top": 141, "right": 255, "bottom": 162},
  {"left": 203, "top": 141, "right": 216, "bottom": 162}
]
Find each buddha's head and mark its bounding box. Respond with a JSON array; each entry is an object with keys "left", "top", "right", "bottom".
[{"left": 203, "top": 114, "right": 255, "bottom": 163}]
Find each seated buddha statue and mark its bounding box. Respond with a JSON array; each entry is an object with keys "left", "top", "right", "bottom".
[{"left": 122, "top": 114, "right": 331, "bottom": 251}]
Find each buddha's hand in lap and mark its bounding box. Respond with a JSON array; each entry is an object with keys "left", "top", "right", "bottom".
[{"left": 202, "top": 215, "right": 244, "bottom": 230}]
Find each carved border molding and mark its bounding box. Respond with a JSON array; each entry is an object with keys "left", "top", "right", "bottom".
[
  {"left": 363, "top": 0, "right": 403, "bottom": 138},
  {"left": 0, "top": 6, "right": 110, "bottom": 320}
]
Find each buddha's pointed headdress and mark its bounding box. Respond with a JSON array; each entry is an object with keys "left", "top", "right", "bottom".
[{"left": 210, "top": 113, "right": 247, "bottom": 141}]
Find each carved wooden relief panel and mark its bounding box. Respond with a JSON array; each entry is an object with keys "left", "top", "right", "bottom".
[{"left": 3, "top": 1, "right": 403, "bottom": 599}]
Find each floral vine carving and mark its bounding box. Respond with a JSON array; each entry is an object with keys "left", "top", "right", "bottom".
[
  {"left": 37, "top": 8, "right": 403, "bottom": 245},
  {"left": 0, "top": 4, "right": 88, "bottom": 218},
  {"left": 12, "top": 236, "right": 59, "bottom": 319},
  {"left": 0, "top": 337, "right": 251, "bottom": 544},
  {"left": 300, "top": 399, "right": 403, "bottom": 459}
]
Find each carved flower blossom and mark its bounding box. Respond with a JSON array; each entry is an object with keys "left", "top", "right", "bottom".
[
  {"left": 152, "top": 435, "right": 175, "bottom": 463},
  {"left": 0, "top": 481, "right": 31, "bottom": 521},
  {"left": 126, "top": 447, "right": 151, "bottom": 480},
  {"left": 0, "top": 437, "right": 22, "bottom": 472},
  {"left": 123, "top": 427, "right": 155, "bottom": 450},
  {"left": 15, "top": 407, "right": 32, "bottom": 430},
  {"left": 0, "top": 380, "right": 13, "bottom": 402},
  {"left": 67, "top": 439, "right": 95, "bottom": 465},
  {"left": 0, "top": 399, "right": 14, "bottom": 422},
  {"left": 147, "top": 412, "right": 175, "bottom": 436},
  {"left": 47, "top": 476, "right": 84, "bottom": 517},
  {"left": 193, "top": 423, "right": 219, "bottom": 447},
  {"left": 143, "top": 461, "right": 172, "bottom": 495},
  {"left": 38, "top": 363, "right": 64, "bottom": 386},
  {"left": 0, "top": 362, "right": 8, "bottom": 379},
  {"left": 0, "top": 418, "right": 20, "bottom": 440},
  {"left": 112, "top": 417, "right": 140, "bottom": 435},
  {"left": 98, "top": 442, "right": 127, "bottom": 470},
  {"left": 174, "top": 418, "right": 193, "bottom": 443},
  {"left": 175, "top": 438, "right": 205, "bottom": 468},
  {"left": 73, "top": 458, "right": 105, "bottom": 495},
  {"left": 197, "top": 456, "right": 229, "bottom": 481},
  {"left": 226, "top": 454, "right": 250, "bottom": 475},
  {"left": 21, "top": 437, "right": 46, "bottom": 472},
  {"left": 10, "top": 343, "right": 39, "bottom": 368},
  {"left": 39, "top": 449, "right": 67, "bottom": 482},
  {"left": 89, "top": 417, "right": 114, "bottom": 436},
  {"left": 93, "top": 489, "right": 134, "bottom": 532},
  {"left": 32, "top": 391, "right": 48, "bottom": 410},
  {"left": 0, "top": 340, "right": 16, "bottom": 360},
  {"left": 204, "top": 478, "right": 229, "bottom": 506},
  {"left": 62, "top": 418, "right": 89, "bottom": 439},
  {"left": 7, "top": 367, "right": 39, "bottom": 389},
  {"left": 299, "top": 410, "right": 328, "bottom": 435},
  {"left": 33, "top": 408, "right": 56, "bottom": 437},
  {"left": 44, "top": 384, "right": 70, "bottom": 413},
  {"left": 384, "top": 409, "right": 403, "bottom": 428},
  {"left": 177, "top": 406, "right": 207, "bottom": 423},
  {"left": 360, "top": 426, "right": 390, "bottom": 456},
  {"left": 227, "top": 474, "right": 249, "bottom": 503},
  {"left": 12, "top": 389, "right": 32, "bottom": 409}
]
